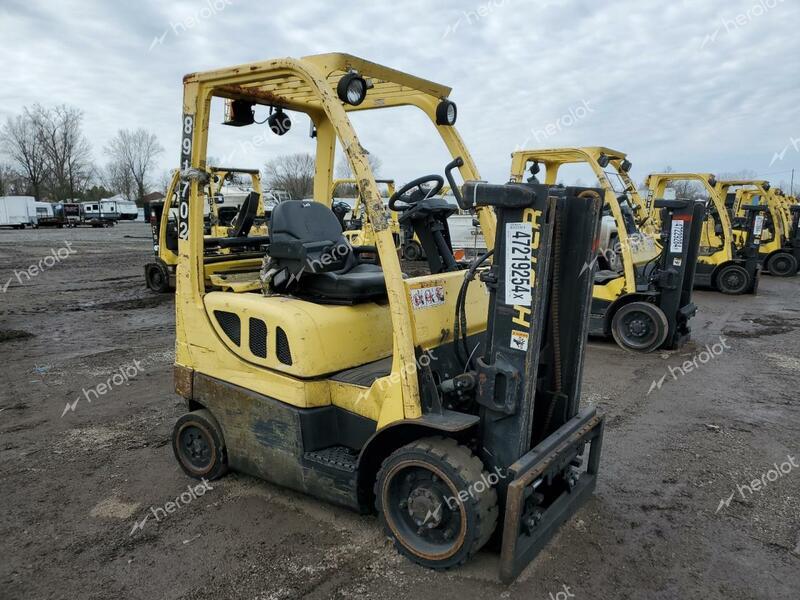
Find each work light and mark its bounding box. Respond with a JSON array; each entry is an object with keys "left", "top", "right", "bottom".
[
  {"left": 267, "top": 108, "right": 291, "bottom": 136},
  {"left": 337, "top": 72, "right": 368, "bottom": 106},
  {"left": 620, "top": 159, "right": 632, "bottom": 173},
  {"left": 436, "top": 99, "right": 458, "bottom": 126}
]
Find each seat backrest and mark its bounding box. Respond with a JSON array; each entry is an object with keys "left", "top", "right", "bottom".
[
  {"left": 270, "top": 200, "right": 352, "bottom": 273},
  {"left": 229, "top": 192, "right": 260, "bottom": 237}
]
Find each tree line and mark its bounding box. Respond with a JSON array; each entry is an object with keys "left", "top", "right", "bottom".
[{"left": 1, "top": 104, "right": 164, "bottom": 205}]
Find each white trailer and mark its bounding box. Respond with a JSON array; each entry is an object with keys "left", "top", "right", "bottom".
[
  {"left": 0, "top": 196, "right": 38, "bottom": 228},
  {"left": 81, "top": 200, "right": 121, "bottom": 221}
]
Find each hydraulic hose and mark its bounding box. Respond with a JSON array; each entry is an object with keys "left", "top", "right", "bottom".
[{"left": 453, "top": 249, "right": 494, "bottom": 368}]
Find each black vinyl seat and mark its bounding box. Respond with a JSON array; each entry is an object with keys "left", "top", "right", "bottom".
[{"left": 268, "top": 201, "right": 387, "bottom": 302}]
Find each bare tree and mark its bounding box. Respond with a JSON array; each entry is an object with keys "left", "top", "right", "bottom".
[
  {"left": 0, "top": 163, "right": 21, "bottom": 196},
  {"left": 30, "top": 104, "right": 93, "bottom": 201},
  {"left": 335, "top": 152, "right": 382, "bottom": 179},
  {"left": 105, "top": 129, "right": 164, "bottom": 204},
  {"left": 1, "top": 113, "right": 48, "bottom": 200},
  {"left": 263, "top": 153, "right": 315, "bottom": 200},
  {"left": 102, "top": 159, "right": 136, "bottom": 201},
  {"left": 333, "top": 152, "right": 382, "bottom": 197}
]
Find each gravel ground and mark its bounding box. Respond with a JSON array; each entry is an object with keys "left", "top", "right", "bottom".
[{"left": 0, "top": 223, "right": 798, "bottom": 600}]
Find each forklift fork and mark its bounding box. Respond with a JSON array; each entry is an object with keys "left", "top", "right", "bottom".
[{"left": 500, "top": 407, "right": 604, "bottom": 582}]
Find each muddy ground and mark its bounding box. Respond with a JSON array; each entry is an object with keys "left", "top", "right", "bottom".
[{"left": 0, "top": 223, "right": 798, "bottom": 600}]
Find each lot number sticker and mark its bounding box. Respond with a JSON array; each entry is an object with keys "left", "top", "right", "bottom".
[
  {"left": 505, "top": 222, "right": 533, "bottom": 306},
  {"left": 753, "top": 214, "right": 765, "bottom": 237},
  {"left": 669, "top": 220, "right": 685, "bottom": 254}
]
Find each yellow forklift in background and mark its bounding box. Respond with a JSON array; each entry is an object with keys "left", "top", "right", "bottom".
[
  {"left": 330, "top": 177, "right": 401, "bottom": 249},
  {"left": 644, "top": 173, "right": 763, "bottom": 294},
  {"left": 145, "top": 166, "right": 266, "bottom": 292},
  {"left": 721, "top": 180, "right": 799, "bottom": 276},
  {"left": 207, "top": 167, "right": 267, "bottom": 238},
  {"left": 510, "top": 148, "right": 703, "bottom": 353},
  {"left": 168, "top": 53, "right": 606, "bottom": 582}
]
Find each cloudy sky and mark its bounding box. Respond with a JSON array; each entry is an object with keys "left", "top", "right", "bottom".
[{"left": 1, "top": 0, "right": 799, "bottom": 192}]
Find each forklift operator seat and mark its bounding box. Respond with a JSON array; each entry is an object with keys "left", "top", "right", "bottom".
[
  {"left": 229, "top": 192, "right": 260, "bottom": 237},
  {"left": 268, "top": 201, "right": 387, "bottom": 302}
]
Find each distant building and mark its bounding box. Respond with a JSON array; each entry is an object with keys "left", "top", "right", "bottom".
[{"left": 142, "top": 191, "right": 165, "bottom": 205}]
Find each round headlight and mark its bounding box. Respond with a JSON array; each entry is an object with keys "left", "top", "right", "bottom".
[
  {"left": 267, "top": 109, "right": 291, "bottom": 136},
  {"left": 337, "top": 73, "right": 367, "bottom": 106},
  {"left": 436, "top": 99, "right": 457, "bottom": 126}
]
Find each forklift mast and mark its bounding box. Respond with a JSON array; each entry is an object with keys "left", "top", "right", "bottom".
[
  {"left": 740, "top": 204, "right": 769, "bottom": 258},
  {"left": 652, "top": 199, "right": 705, "bottom": 348},
  {"left": 458, "top": 181, "right": 605, "bottom": 581}
]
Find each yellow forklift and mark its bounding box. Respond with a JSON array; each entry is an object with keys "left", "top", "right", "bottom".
[
  {"left": 168, "top": 53, "right": 605, "bottom": 582},
  {"left": 721, "top": 180, "right": 799, "bottom": 276},
  {"left": 145, "top": 166, "right": 266, "bottom": 292},
  {"left": 329, "top": 177, "right": 401, "bottom": 249},
  {"left": 644, "top": 173, "right": 763, "bottom": 294},
  {"left": 510, "top": 148, "right": 703, "bottom": 353}
]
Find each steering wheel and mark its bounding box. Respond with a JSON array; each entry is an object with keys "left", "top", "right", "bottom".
[{"left": 388, "top": 175, "right": 444, "bottom": 212}]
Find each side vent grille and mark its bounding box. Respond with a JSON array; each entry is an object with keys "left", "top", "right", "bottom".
[
  {"left": 249, "top": 318, "right": 267, "bottom": 358},
  {"left": 214, "top": 310, "right": 241, "bottom": 346},
  {"left": 276, "top": 327, "right": 292, "bottom": 365}
]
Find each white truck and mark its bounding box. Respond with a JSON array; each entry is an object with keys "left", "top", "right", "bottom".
[{"left": 0, "top": 196, "right": 38, "bottom": 228}]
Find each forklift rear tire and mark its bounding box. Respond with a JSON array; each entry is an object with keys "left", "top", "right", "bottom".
[
  {"left": 611, "top": 302, "right": 669, "bottom": 353},
  {"left": 375, "top": 436, "right": 498, "bottom": 570},
  {"left": 715, "top": 264, "right": 751, "bottom": 295},
  {"left": 172, "top": 409, "right": 228, "bottom": 481},
  {"left": 766, "top": 252, "right": 798, "bottom": 277},
  {"left": 403, "top": 241, "right": 423, "bottom": 261},
  {"left": 145, "top": 263, "right": 171, "bottom": 293}
]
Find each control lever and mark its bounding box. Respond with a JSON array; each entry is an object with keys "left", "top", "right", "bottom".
[{"left": 445, "top": 157, "right": 467, "bottom": 209}]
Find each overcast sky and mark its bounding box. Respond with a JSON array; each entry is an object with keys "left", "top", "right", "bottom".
[{"left": 1, "top": 0, "right": 799, "bottom": 192}]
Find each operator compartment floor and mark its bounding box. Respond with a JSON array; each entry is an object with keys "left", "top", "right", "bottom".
[{"left": 329, "top": 356, "right": 392, "bottom": 387}]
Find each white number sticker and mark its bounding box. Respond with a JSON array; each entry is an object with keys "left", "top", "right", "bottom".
[
  {"left": 178, "top": 114, "right": 194, "bottom": 240},
  {"left": 669, "top": 220, "right": 685, "bottom": 254},
  {"left": 505, "top": 222, "right": 532, "bottom": 306},
  {"left": 753, "top": 214, "right": 764, "bottom": 237}
]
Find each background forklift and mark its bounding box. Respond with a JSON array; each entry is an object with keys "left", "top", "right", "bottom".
[
  {"left": 644, "top": 173, "right": 763, "bottom": 294},
  {"left": 169, "top": 53, "right": 604, "bottom": 582},
  {"left": 145, "top": 166, "right": 266, "bottom": 292},
  {"left": 721, "top": 180, "right": 799, "bottom": 276},
  {"left": 329, "top": 177, "right": 401, "bottom": 250},
  {"left": 509, "top": 148, "right": 703, "bottom": 353}
]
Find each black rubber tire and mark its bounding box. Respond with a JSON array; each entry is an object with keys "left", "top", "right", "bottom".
[
  {"left": 611, "top": 301, "right": 669, "bottom": 353},
  {"left": 766, "top": 252, "right": 798, "bottom": 277},
  {"left": 145, "top": 263, "right": 171, "bottom": 293},
  {"left": 374, "top": 436, "right": 498, "bottom": 570},
  {"left": 172, "top": 409, "right": 228, "bottom": 481},
  {"left": 403, "top": 240, "right": 423, "bottom": 261},
  {"left": 715, "top": 264, "right": 751, "bottom": 295}
]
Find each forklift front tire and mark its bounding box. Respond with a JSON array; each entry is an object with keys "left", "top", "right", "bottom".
[
  {"left": 715, "top": 264, "right": 751, "bottom": 295},
  {"left": 766, "top": 252, "right": 798, "bottom": 277},
  {"left": 145, "top": 263, "right": 171, "bottom": 293},
  {"left": 611, "top": 301, "right": 669, "bottom": 353},
  {"left": 172, "top": 409, "right": 228, "bottom": 481},
  {"left": 403, "top": 240, "right": 423, "bottom": 261},
  {"left": 375, "top": 436, "right": 498, "bottom": 570}
]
